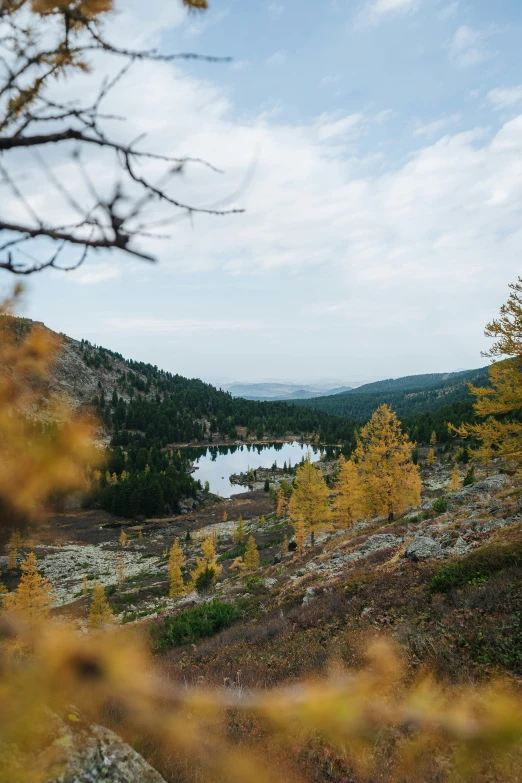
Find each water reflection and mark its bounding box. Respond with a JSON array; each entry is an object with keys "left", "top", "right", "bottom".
[{"left": 183, "top": 441, "right": 338, "bottom": 498}]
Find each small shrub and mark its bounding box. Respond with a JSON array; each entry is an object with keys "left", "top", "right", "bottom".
[
  {"left": 430, "top": 536, "right": 522, "bottom": 593},
  {"left": 245, "top": 575, "right": 267, "bottom": 595},
  {"left": 432, "top": 497, "right": 449, "bottom": 514},
  {"left": 463, "top": 465, "right": 475, "bottom": 486},
  {"left": 194, "top": 567, "right": 216, "bottom": 595},
  {"left": 152, "top": 600, "right": 242, "bottom": 652}
]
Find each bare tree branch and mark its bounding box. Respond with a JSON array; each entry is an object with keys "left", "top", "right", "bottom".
[{"left": 0, "top": 0, "right": 242, "bottom": 275}]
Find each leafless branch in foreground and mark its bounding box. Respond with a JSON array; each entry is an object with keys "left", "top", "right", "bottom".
[{"left": 0, "top": 0, "right": 242, "bottom": 275}]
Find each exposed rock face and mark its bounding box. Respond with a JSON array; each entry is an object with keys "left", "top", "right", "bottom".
[
  {"left": 44, "top": 717, "right": 165, "bottom": 783},
  {"left": 405, "top": 535, "right": 444, "bottom": 561},
  {"left": 405, "top": 533, "right": 471, "bottom": 561}
]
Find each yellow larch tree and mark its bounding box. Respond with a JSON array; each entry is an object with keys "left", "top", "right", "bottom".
[
  {"left": 5, "top": 529, "right": 22, "bottom": 569},
  {"left": 119, "top": 529, "right": 128, "bottom": 547},
  {"left": 3, "top": 552, "right": 54, "bottom": 625},
  {"left": 450, "top": 463, "right": 461, "bottom": 492},
  {"left": 451, "top": 278, "right": 522, "bottom": 466},
  {"left": 259, "top": 515, "right": 266, "bottom": 527},
  {"left": 288, "top": 456, "right": 330, "bottom": 547},
  {"left": 430, "top": 431, "right": 437, "bottom": 446},
  {"left": 223, "top": 510, "right": 228, "bottom": 523},
  {"left": 353, "top": 405, "right": 421, "bottom": 522},
  {"left": 335, "top": 456, "right": 364, "bottom": 529},
  {"left": 190, "top": 533, "right": 222, "bottom": 587},
  {"left": 426, "top": 449, "right": 436, "bottom": 467},
  {"left": 87, "top": 580, "right": 113, "bottom": 631},
  {"left": 276, "top": 488, "right": 288, "bottom": 518},
  {"left": 82, "top": 574, "right": 89, "bottom": 597},
  {"left": 243, "top": 536, "right": 260, "bottom": 572},
  {"left": 233, "top": 516, "right": 246, "bottom": 544},
  {"left": 168, "top": 539, "right": 185, "bottom": 598}
]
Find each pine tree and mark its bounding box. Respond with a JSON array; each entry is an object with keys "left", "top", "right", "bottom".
[
  {"left": 3, "top": 552, "right": 54, "bottom": 624},
  {"left": 233, "top": 516, "right": 246, "bottom": 544},
  {"left": 243, "top": 536, "right": 260, "bottom": 572},
  {"left": 430, "top": 431, "right": 437, "bottom": 446},
  {"left": 88, "top": 581, "right": 113, "bottom": 631},
  {"left": 288, "top": 456, "right": 330, "bottom": 547},
  {"left": 450, "top": 463, "right": 461, "bottom": 492},
  {"left": 335, "top": 456, "right": 364, "bottom": 528},
  {"left": 426, "top": 449, "right": 436, "bottom": 467},
  {"left": 276, "top": 489, "right": 288, "bottom": 518},
  {"left": 353, "top": 405, "right": 421, "bottom": 522}
]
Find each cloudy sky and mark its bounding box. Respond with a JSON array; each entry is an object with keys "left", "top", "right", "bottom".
[{"left": 14, "top": 0, "right": 522, "bottom": 384}]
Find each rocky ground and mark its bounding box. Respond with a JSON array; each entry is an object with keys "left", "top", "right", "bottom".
[{"left": 2, "top": 457, "right": 519, "bottom": 640}]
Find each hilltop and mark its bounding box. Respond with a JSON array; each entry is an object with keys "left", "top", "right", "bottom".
[{"left": 289, "top": 365, "right": 489, "bottom": 422}]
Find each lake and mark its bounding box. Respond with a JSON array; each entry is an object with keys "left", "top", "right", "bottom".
[{"left": 184, "top": 441, "right": 325, "bottom": 498}]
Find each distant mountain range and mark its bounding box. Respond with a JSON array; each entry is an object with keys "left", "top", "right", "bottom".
[
  {"left": 223, "top": 382, "right": 353, "bottom": 402},
  {"left": 287, "top": 367, "right": 489, "bottom": 420}
]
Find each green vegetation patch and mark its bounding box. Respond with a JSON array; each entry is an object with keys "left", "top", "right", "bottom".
[
  {"left": 152, "top": 600, "right": 243, "bottom": 652},
  {"left": 430, "top": 536, "right": 522, "bottom": 593}
]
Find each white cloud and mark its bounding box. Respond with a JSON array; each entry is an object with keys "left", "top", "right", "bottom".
[
  {"left": 268, "top": 3, "right": 284, "bottom": 18},
  {"left": 11, "top": 3, "right": 522, "bottom": 377},
  {"left": 413, "top": 113, "right": 461, "bottom": 137},
  {"left": 107, "top": 318, "right": 261, "bottom": 333},
  {"left": 355, "top": 0, "right": 419, "bottom": 28},
  {"left": 183, "top": 7, "right": 230, "bottom": 37},
  {"left": 449, "top": 25, "right": 492, "bottom": 67},
  {"left": 73, "top": 266, "right": 121, "bottom": 285},
  {"left": 266, "top": 51, "right": 287, "bottom": 66},
  {"left": 486, "top": 86, "right": 522, "bottom": 111},
  {"left": 316, "top": 112, "right": 365, "bottom": 141},
  {"left": 438, "top": 2, "right": 459, "bottom": 21}
]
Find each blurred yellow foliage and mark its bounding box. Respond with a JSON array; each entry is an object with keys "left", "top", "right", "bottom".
[{"left": 0, "top": 290, "right": 97, "bottom": 523}]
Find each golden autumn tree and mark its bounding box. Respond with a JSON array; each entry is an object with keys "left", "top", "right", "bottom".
[
  {"left": 168, "top": 539, "right": 185, "bottom": 598},
  {"left": 276, "top": 488, "right": 288, "bottom": 518},
  {"left": 243, "top": 536, "right": 260, "bottom": 572},
  {"left": 452, "top": 278, "right": 522, "bottom": 465},
  {"left": 430, "top": 431, "right": 437, "bottom": 446},
  {"left": 426, "top": 448, "right": 436, "bottom": 467},
  {"left": 233, "top": 516, "right": 246, "bottom": 544},
  {"left": 5, "top": 529, "right": 22, "bottom": 569},
  {"left": 119, "top": 529, "right": 128, "bottom": 547},
  {"left": 3, "top": 552, "right": 55, "bottom": 625},
  {"left": 87, "top": 580, "right": 113, "bottom": 631},
  {"left": 353, "top": 405, "right": 421, "bottom": 522},
  {"left": 335, "top": 456, "right": 364, "bottom": 528},
  {"left": 288, "top": 456, "right": 330, "bottom": 547},
  {"left": 450, "top": 463, "right": 461, "bottom": 492},
  {"left": 190, "top": 532, "right": 222, "bottom": 589}
]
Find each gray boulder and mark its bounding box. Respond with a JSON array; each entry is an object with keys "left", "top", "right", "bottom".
[
  {"left": 358, "top": 534, "right": 402, "bottom": 556},
  {"left": 44, "top": 717, "right": 165, "bottom": 783},
  {"left": 302, "top": 586, "right": 316, "bottom": 605},
  {"left": 405, "top": 535, "right": 444, "bottom": 561}
]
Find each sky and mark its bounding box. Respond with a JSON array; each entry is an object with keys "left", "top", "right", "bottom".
[{"left": 10, "top": 0, "right": 522, "bottom": 384}]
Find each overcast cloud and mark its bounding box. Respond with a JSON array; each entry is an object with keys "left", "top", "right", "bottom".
[{"left": 13, "top": 0, "right": 522, "bottom": 383}]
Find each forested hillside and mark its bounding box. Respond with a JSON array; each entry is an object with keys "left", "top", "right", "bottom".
[{"left": 289, "top": 366, "right": 488, "bottom": 421}]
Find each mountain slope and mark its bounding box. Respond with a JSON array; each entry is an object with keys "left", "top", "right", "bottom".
[
  {"left": 289, "top": 366, "right": 489, "bottom": 421},
  {"left": 224, "top": 382, "right": 352, "bottom": 401}
]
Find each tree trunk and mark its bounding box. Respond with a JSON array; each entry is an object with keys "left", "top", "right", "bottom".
[
  {"left": 388, "top": 511, "right": 394, "bottom": 522},
  {"left": 311, "top": 529, "right": 315, "bottom": 548}
]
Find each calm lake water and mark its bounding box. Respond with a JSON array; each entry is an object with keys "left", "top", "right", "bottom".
[{"left": 184, "top": 441, "right": 325, "bottom": 498}]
